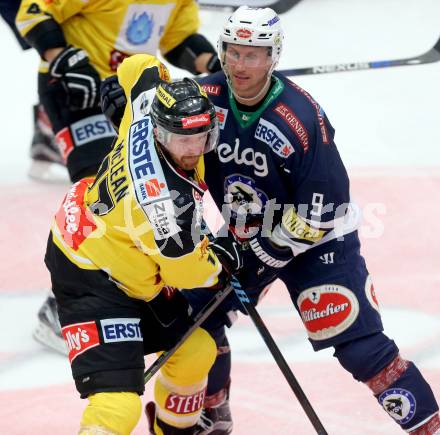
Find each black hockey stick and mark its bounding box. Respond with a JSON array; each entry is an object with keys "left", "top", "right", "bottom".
[
  {"left": 143, "top": 283, "right": 233, "bottom": 384},
  {"left": 230, "top": 276, "right": 328, "bottom": 435},
  {"left": 280, "top": 36, "right": 440, "bottom": 76}
]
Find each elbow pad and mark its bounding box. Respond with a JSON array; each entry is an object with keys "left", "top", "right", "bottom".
[{"left": 164, "top": 33, "right": 217, "bottom": 74}]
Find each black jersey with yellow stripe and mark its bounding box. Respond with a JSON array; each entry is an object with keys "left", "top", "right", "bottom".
[{"left": 48, "top": 54, "right": 222, "bottom": 302}]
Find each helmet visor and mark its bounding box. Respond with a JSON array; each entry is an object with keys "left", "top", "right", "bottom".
[
  {"left": 156, "top": 120, "right": 219, "bottom": 156},
  {"left": 223, "top": 43, "right": 273, "bottom": 68}
]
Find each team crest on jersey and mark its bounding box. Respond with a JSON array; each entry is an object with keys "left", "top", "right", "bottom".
[
  {"left": 365, "top": 275, "right": 380, "bottom": 312},
  {"left": 126, "top": 12, "right": 153, "bottom": 45},
  {"left": 128, "top": 118, "right": 170, "bottom": 204},
  {"left": 379, "top": 389, "right": 416, "bottom": 424},
  {"left": 115, "top": 4, "right": 174, "bottom": 53},
  {"left": 297, "top": 284, "right": 359, "bottom": 340},
  {"left": 255, "top": 118, "right": 294, "bottom": 158},
  {"left": 224, "top": 174, "right": 268, "bottom": 224},
  {"left": 214, "top": 106, "right": 228, "bottom": 129}
]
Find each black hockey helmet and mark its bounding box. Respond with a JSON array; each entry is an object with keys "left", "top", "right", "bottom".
[{"left": 150, "top": 78, "right": 219, "bottom": 153}]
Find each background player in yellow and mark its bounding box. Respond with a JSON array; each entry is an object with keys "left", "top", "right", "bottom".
[
  {"left": 15, "top": 0, "right": 223, "bottom": 353},
  {"left": 16, "top": 0, "right": 221, "bottom": 181},
  {"left": 44, "top": 55, "right": 242, "bottom": 435}
]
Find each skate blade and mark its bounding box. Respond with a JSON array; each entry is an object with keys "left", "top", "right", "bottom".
[
  {"left": 28, "top": 160, "right": 69, "bottom": 184},
  {"left": 33, "top": 322, "right": 68, "bottom": 356}
]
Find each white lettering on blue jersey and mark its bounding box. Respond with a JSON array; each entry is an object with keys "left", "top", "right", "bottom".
[
  {"left": 255, "top": 118, "right": 294, "bottom": 158},
  {"left": 217, "top": 138, "right": 268, "bottom": 177}
]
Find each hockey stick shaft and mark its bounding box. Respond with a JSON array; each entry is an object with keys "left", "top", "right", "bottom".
[
  {"left": 143, "top": 284, "right": 234, "bottom": 384},
  {"left": 231, "top": 276, "right": 328, "bottom": 435},
  {"left": 280, "top": 36, "right": 440, "bottom": 77}
]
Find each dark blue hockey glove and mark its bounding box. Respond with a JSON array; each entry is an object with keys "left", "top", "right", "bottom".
[
  {"left": 238, "top": 233, "right": 293, "bottom": 293},
  {"left": 100, "top": 75, "right": 127, "bottom": 132},
  {"left": 49, "top": 46, "right": 101, "bottom": 111}
]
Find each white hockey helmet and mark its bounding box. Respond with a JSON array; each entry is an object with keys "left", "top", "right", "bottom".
[{"left": 218, "top": 6, "right": 284, "bottom": 74}]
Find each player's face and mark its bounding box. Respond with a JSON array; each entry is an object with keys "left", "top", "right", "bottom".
[
  {"left": 224, "top": 44, "right": 272, "bottom": 98},
  {"left": 166, "top": 132, "right": 208, "bottom": 170}
]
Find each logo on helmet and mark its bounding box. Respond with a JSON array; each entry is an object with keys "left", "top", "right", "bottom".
[
  {"left": 181, "top": 114, "right": 210, "bottom": 129},
  {"left": 236, "top": 28, "right": 253, "bottom": 39},
  {"left": 156, "top": 85, "right": 176, "bottom": 108},
  {"left": 267, "top": 16, "right": 280, "bottom": 26}
]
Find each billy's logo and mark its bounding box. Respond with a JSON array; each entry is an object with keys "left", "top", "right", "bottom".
[
  {"left": 55, "top": 178, "right": 97, "bottom": 251},
  {"left": 165, "top": 389, "right": 206, "bottom": 414},
  {"left": 62, "top": 321, "right": 100, "bottom": 363}
]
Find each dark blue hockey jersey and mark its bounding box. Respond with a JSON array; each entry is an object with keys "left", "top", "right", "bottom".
[{"left": 197, "top": 71, "right": 360, "bottom": 256}]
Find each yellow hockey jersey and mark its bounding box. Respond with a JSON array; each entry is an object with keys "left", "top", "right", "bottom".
[
  {"left": 50, "top": 54, "right": 221, "bottom": 302},
  {"left": 16, "top": 0, "right": 200, "bottom": 77}
]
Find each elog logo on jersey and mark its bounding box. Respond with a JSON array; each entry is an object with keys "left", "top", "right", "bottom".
[
  {"left": 217, "top": 138, "right": 268, "bottom": 177},
  {"left": 255, "top": 118, "right": 294, "bottom": 158},
  {"left": 100, "top": 318, "right": 143, "bottom": 343},
  {"left": 62, "top": 321, "right": 100, "bottom": 363}
]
